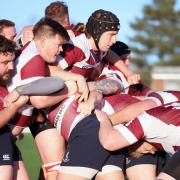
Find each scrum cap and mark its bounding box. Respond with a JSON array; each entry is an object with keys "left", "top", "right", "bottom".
[{"left": 86, "top": 9, "right": 120, "bottom": 49}]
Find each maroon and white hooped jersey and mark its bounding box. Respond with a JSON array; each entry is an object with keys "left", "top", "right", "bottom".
[
  {"left": 128, "top": 83, "right": 151, "bottom": 96},
  {"left": 98, "top": 65, "right": 129, "bottom": 91},
  {"left": 147, "top": 91, "right": 180, "bottom": 106},
  {"left": 48, "top": 93, "right": 139, "bottom": 141},
  {"left": 48, "top": 95, "right": 87, "bottom": 141},
  {"left": 0, "top": 85, "right": 33, "bottom": 127},
  {"left": 116, "top": 101, "right": 180, "bottom": 154},
  {"left": 56, "top": 34, "right": 106, "bottom": 80},
  {"left": 102, "top": 93, "right": 140, "bottom": 114},
  {"left": 98, "top": 65, "right": 151, "bottom": 96},
  {"left": 0, "top": 86, "right": 9, "bottom": 110},
  {"left": 6, "top": 41, "right": 46, "bottom": 127}
]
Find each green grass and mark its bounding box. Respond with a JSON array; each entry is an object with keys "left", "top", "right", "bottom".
[{"left": 16, "top": 133, "right": 41, "bottom": 180}]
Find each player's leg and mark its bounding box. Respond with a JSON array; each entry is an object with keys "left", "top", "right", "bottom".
[
  {"left": 0, "top": 126, "right": 14, "bottom": 179},
  {"left": 0, "top": 165, "right": 13, "bottom": 179},
  {"left": 125, "top": 153, "right": 157, "bottom": 180},
  {"left": 57, "top": 114, "right": 110, "bottom": 180},
  {"left": 157, "top": 150, "right": 180, "bottom": 180},
  {"left": 95, "top": 149, "right": 126, "bottom": 180},
  {"left": 13, "top": 161, "right": 29, "bottom": 180},
  {"left": 29, "top": 110, "right": 66, "bottom": 180},
  {"left": 12, "top": 137, "right": 29, "bottom": 180},
  {"left": 95, "top": 170, "right": 125, "bottom": 180}
]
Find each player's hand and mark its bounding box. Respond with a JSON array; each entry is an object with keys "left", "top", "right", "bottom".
[
  {"left": 3, "top": 90, "right": 20, "bottom": 107},
  {"left": 128, "top": 141, "right": 157, "bottom": 158},
  {"left": 20, "top": 25, "right": 34, "bottom": 45},
  {"left": 14, "top": 95, "right": 29, "bottom": 107},
  {"left": 127, "top": 73, "right": 140, "bottom": 85},
  {"left": 65, "top": 81, "right": 78, "bottom": 96},
  {"left": 77, "top": 100, "right": 95, "bottom": 115},
  {"left": 76, "top": 77, "right": 89, "bottom": 103},
  {"left": 95, "top": 109, "right": 109, "bottom": 122}
]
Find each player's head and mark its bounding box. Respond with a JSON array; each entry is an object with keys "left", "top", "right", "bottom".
[
  {"left": 0, "top": 35, "right": 16, "bottom": 82},
  {"left": 110, "top": 41, "right": 131, "bottom": 66},
  {"left": 0, "top": 19, "right": 16, "bottom": 41},
  {"left": 110, "top": 41, "right": 131, "bottom": 56},
  {"left": 45, "top": 1, "right": 69, "bottom": 27},
  {"left": 86, "top": 9, "right": 120, "bottom": 51},
  {"left": 33, "top": 17, "right": 69, "bottom": 63}
]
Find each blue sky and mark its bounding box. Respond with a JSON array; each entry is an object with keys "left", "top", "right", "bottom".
[{"left": 0, "top": 0, "right": 179, "bottom": 44}]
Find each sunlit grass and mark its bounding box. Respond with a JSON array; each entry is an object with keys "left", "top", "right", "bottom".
[{"left": 16, "top": 133, "right": 41, "bottom": 180}]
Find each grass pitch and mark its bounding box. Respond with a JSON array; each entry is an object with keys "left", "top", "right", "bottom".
[{"left": 16, "top": 133, "right": 41, "bottom": 180}]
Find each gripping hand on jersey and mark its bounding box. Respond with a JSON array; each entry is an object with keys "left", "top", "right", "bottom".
[
  {"left": 4, "top": 94, "right": 29, "bottom": 108},
  {"left": 77, "top": 89, "right": 103, "bottom": 115},
  {"left": 3, "top": 89, "right": 21, "bottom": 107},
  {"left": 76, "top": 76, "right": 89, "bottom": 103},
  {"left": 77, "top": 100, "right": 95, "bottom": 115}
]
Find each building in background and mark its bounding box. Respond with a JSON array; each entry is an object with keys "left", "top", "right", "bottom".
[{"left": 151, "top": 66, "right": 180, "bottom": 91}]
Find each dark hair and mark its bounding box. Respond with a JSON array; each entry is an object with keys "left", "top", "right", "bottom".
[
  {"left": 0, "top": 19, "right": 15, "bottom": 33},
  {"left": 45, "top": 1, "right": 69, "bottom": 26},
  {"left": 73, "top": 23, "right": 86, "bottom": 34},
  {"left": 0, "top": 35, "right": 16, "bottom": 55},
  {"left": 33, "top": 17, "right": 70, "bottom": 41},
  {"left": 86, "top": 9, "right": 120, "bottom": 49},
  {"left": 110, "top": 41, "right": 131, "bottom": 56}
]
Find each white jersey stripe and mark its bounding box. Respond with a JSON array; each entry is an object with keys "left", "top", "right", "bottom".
[
  {"left": 139, "top": 112, "right": 180, "bottom": 154},
  {"left": 156, "top": 91, "right": 178, "bottom": 104},
  {"left": 17, "top": 104, "right": 34, "bottom": 116},
  {"left": 68, "top": 113, "right": 88, "bottom": 138},
  {"left": 54, "top": 96, "right": 75, "bottom": 134},
  {"left": 100, "top": 66, "right": 129, "bottom": 89},
  {"left": 70, "top": 34, "right": 91, "bottom": 68},
  {"left": 137, "top": 112, "right": 154, "bottom": 133},
  {"left": 116, "top": 126, "right": 138, "bottom": 144},
  {"left": 101, "top": 100, "right": 115, "bottom": 115},
  {"left": 56, "top": 55, "right": 69, "bottom": 69}
]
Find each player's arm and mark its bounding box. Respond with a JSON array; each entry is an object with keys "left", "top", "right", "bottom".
[
  {"left": 0, "top": 96, "right": 29, "bottom": 128},
  {"left": 15, "top": 76, "right": 64, "bottom": 95},
  {"left": 15, "top": 57, "right": 75, "bottom": 109},
  {"left": 95, "top": 110, "right": 131, "bottom": 151},
  {"left": 77, "top": 78, "right": 123, "bottom": 115},
  {"left": 88, "top": 78, "right": 123, "bottom": 95},
  {"left": 109, "top": 98, "right": 157, "bottom": 125},
  {"left": 106, "top": 49, "right": 140, "bottom": 85},
  {"left": 48, "top": 65, "right": 89, "bottom": 102},
  {"left": 29, "top": 80, "right": 77, "bottom": 109},
  {"left": 4, "top": 77, "right": 65, "bottom": 106}
]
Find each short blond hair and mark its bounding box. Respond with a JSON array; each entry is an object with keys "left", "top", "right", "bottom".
[{"left": 33, "top": 17, "right": 69, "bottom": 41}]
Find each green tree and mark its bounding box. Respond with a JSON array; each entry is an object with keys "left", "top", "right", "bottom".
[{"left": 128, "top": 0, "right": 180, "bottom": 85}]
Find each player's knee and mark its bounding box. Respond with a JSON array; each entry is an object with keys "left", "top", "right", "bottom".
[{"left": 42, "top": 161, "right": 61, "bottom": 179}]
